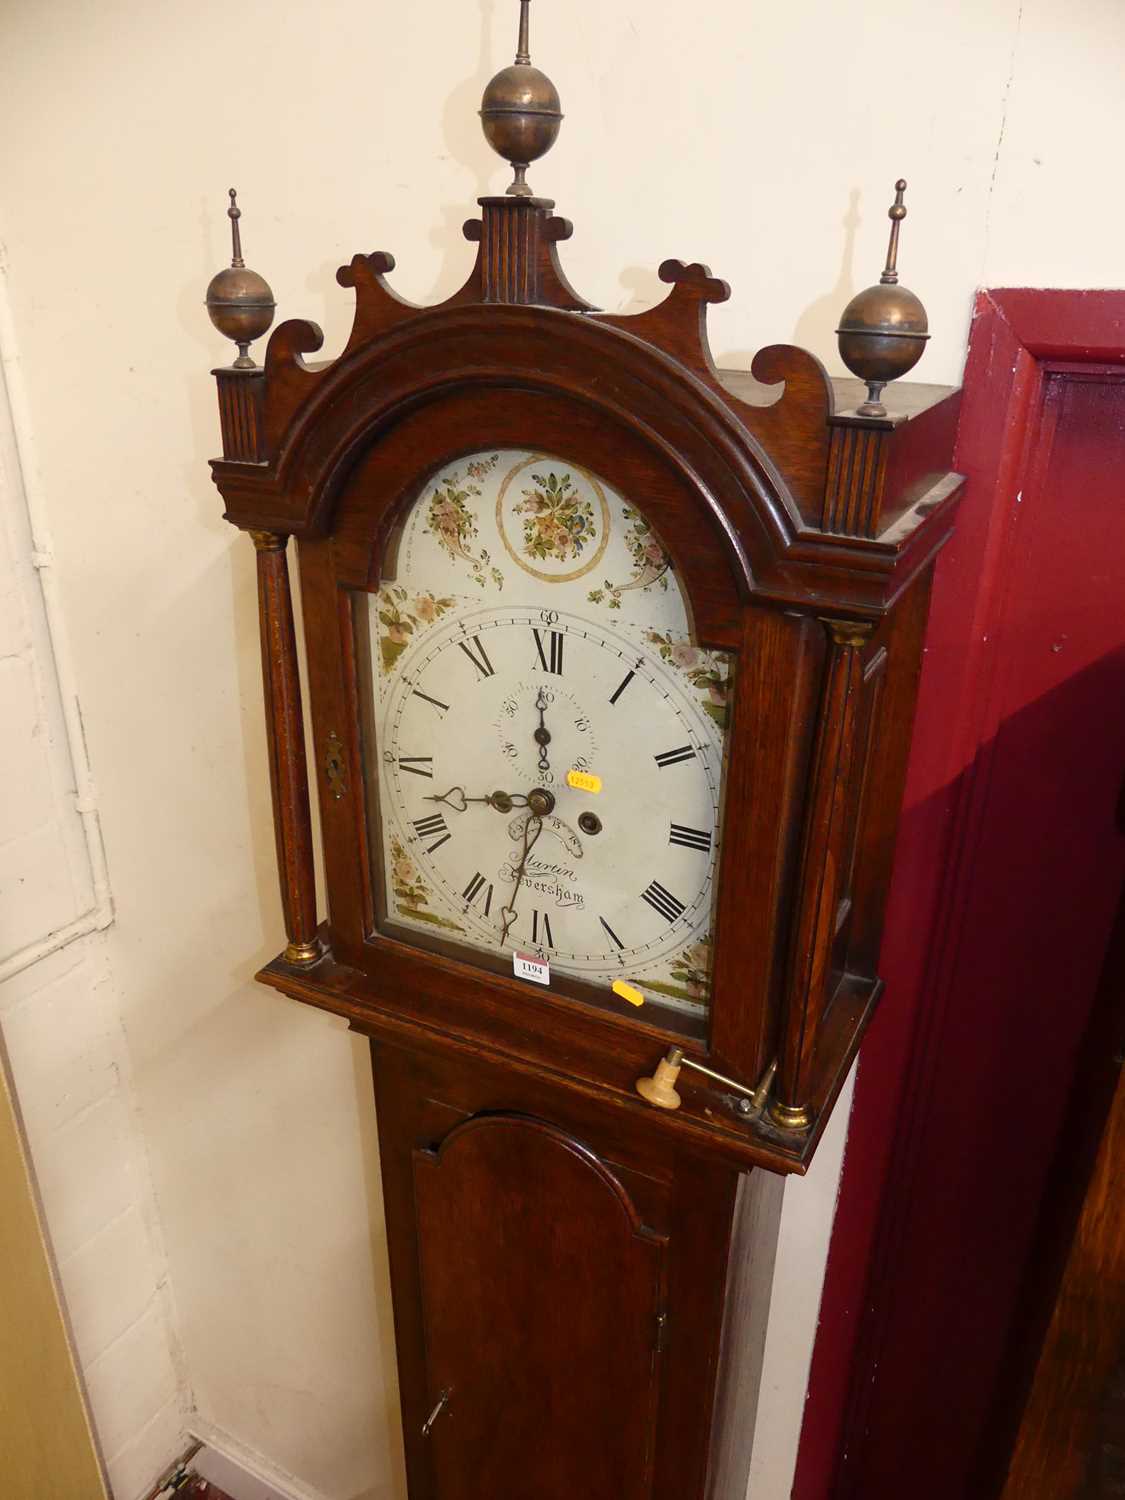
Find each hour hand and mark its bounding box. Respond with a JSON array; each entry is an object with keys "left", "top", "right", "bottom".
[
  {"left": 424, "top": 785, "right": 473, "bottom": 813},
  {"left": 424, "top": 785, "right": 529, "bottom": 814}
]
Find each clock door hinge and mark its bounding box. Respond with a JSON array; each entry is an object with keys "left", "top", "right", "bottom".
[{"left": 655, "top": 1309, "right": 669, "bottom": 1354}]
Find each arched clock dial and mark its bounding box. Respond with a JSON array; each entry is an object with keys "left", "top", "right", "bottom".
[{"left": 357, "top": 450, "right": 735, "bottom": 1017}]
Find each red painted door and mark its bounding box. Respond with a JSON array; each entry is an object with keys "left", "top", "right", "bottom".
[{"left": 796, "top": 294, "right": 1125, "bottom": 1500}]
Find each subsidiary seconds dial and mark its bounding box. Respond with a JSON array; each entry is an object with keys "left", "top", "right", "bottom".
[{"left": 379, "top": 606, "right": 723, "bottom": 992}]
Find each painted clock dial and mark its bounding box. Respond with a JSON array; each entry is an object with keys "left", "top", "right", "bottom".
[{"left": 356, "top": 450, "right": 735, "bottom": 1018}]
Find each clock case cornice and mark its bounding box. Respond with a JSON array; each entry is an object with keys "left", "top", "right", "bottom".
[
  {"left": 211, "top": 197, "right": 962, "bottom": 619},
  {"left": 209, "top": 192, "right": 963, "bottom": 1175}
]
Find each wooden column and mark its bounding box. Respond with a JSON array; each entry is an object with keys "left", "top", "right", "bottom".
[
  {"left": 250, "top": 530, "right": 322, "bottom": 964},
  {"left": 772, "top": 619, "right": 873, "bottom": 1129}
]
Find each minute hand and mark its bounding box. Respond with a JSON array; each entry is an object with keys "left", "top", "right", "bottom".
[
  {"left": 500, "top": 810, "right": 545, "bottom": 945},
  {"left": 497, "top": 786, "right": 557, "bottom": 943}
]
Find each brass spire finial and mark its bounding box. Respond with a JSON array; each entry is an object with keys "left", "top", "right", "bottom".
[
  {"left": 880, "top": 179, "right": 908, "bottom": 285},
  {"left": 836, "top": 178, "right": 930, "bottom": 418},
  {"left": 205, "top": 188, "right": 276, "bottom": 370},
  {"left": 480, "top": 0, "right": 563, "bottom": 198},
  {"left": 515, "top": 0, "right": 531, "bottom": 64},
  {"left": 227, "top": 187, "right": 245, "bottom": 268}
]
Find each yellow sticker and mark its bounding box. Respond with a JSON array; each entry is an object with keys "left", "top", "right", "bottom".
[
  {"left": 566, "top": 769, "right": 602, "bottom": 794},
  {"left": 612, "top": 979, "right": 645, "bottom": 1007}
]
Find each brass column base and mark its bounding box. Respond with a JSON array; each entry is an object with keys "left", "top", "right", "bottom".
[
  {"left": 769, "top": 1099, "right": 812, "bottom": 1132},
  {"left": 284, "top": 938, "right": 325, "bottom": 966}
]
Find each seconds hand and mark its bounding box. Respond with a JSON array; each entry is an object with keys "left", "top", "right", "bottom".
[{"left": 534, "top": 688, "right": 552, "bottom": 775}]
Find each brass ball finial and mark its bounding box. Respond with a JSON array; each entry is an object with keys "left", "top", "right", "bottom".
[
  {"left": 836, "top": 179, "right": 930, "bottom": 417},
  {"left": 205, "top": 189, "right": 276, "bottom": 370},
  {"left": 480, "top": 0, "right": 563, "bottom": 198}
]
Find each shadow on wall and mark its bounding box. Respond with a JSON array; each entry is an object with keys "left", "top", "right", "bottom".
[
  {"left": 793, "top": 186, "right": 860, "bottom": 361},
  {"left": 428, "top": 0, "right": 502, "bottom": 305},
  {"left": 349, "top": 1028, "right": 408, "bottom": 1500},
  {"left": 617, "top": 264, "right": 668, "bottom": 316},
  {"left": 712, "top": 186, "right": 863, "bottom": 392}
]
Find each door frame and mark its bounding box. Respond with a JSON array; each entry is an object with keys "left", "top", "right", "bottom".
[
  {"left": 792, "top": 288, "right": 1125, "bottom": 1500},
  {"left": 0, "top": 1043, "right": 108, "bottom": 1499}
]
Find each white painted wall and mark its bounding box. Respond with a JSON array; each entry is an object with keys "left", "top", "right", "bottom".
[
  {"left": 0, "top": 0, "right": 1121, "bottom": 1496},
  {"left": 0, "top": 317, "right": 187, "bottom": 1492},
  {"left": 750, "top": 1067, "right": 856, "bottom": 1495}
]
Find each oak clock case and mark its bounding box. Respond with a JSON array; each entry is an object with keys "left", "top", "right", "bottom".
[{"left": 204, "top": 7, "right": 963, "bottom": 1496}]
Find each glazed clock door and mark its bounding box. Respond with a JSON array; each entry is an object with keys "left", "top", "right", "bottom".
[
  {"left": 355, "top": 449, "right": 734, "bottom": 1030},
  {"left": 413, "top": 1115, "right": 666, "bottom": 1500}
]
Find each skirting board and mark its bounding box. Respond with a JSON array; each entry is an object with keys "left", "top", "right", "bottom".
[{"left": 188, "top": 1426, "right": 328, "bottom": 1500}]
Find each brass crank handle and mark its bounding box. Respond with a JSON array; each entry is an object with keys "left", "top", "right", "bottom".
[{"left": 636, "top": 1048, "right": 777, "bottom": 1120}]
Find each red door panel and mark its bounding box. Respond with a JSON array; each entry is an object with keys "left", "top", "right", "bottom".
[
  {"left": 797, "top": 292, "right": 1125, "bottom": 1500},
  {"left": 853, "top": 373, "right": 1125, "bottom": 1496}
]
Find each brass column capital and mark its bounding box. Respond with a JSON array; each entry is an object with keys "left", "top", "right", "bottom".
[
  {"left": 823, "top": 617, "right": 876, "bottom": 650},
  {"left": 249, "top": 529, "right": 288, "bottom": 552}
]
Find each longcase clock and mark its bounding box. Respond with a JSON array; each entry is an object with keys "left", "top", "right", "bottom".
[{"left": 204, "top": 7, "right": 963, "bottom": 1495}]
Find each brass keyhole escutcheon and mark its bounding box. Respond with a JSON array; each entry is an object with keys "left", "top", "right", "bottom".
[{"left": 324, "top": 731, "right": 347, "bottom": 800}]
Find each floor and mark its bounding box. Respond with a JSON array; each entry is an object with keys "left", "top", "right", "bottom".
[{"left": 182, "top": 1483, "right": 236, "bottom": 1500}]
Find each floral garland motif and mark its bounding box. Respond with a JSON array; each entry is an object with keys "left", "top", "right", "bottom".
[
  {"left": 587, "top": 507, "right": 671, "bottom": 609},
  {"left": 375, "top": 587, "right": 456, "bottom": 674},
  {"left": 424, "top": 456, "right": 504, "bottom": 589},
  {"left": 670, "top": 937, "right": 713, "bottom": 999},
  {"left": 514, "top": 471, "right": 596, "bottom": 564},
  {"left": 646, "top": 631, "right": 732, "bottom": 731},
  {"left": 389, "top": 836, "right": 463, "bottom": 931},
  {"left": 638, "top": 937, "right": 713, "bottom": 1008}
]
